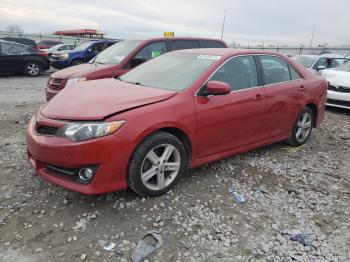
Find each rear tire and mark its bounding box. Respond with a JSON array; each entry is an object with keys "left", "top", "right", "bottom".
[
  {"left": 127, "top": 132, "right": 187, "bottom": 197},
  {"left": 71, "top": 60, "right": 83, "bottom": 66},
  {"left": 285, "top": 107, "right": 314, "bottom": 147},
  {"left": 25, "top": 62, "right": 41, "bottom": 76}
]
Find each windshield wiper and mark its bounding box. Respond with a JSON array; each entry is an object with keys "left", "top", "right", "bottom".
[{"left": 115, "top": 78, "right": 142, "bottom": 85}]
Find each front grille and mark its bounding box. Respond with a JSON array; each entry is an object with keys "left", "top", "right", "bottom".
[
  {"left": 328, "top": 85, "right": 350, "bottom": 93},
  {"left": 35, "top": 125, "right": 59, "bottom": 136},
  {"left": 327, "top": 99, "right": 350, "bottom": 107},
  {"left": 47, "top": 77, "right": 63, "bottom": 90}
]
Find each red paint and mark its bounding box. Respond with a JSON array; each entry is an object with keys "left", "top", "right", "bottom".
[
  {"left": 45, "top": 37, "right": 228, "bottom": 100},
  {"left": 27, "top": 49, "right": 327, "bottom": 194}
]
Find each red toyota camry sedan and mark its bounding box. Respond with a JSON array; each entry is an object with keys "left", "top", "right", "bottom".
[{"left": 26, "top": 49, "right": 327, "bottom": 197}]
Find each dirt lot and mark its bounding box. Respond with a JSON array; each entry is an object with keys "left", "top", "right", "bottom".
[{"left": 0, "top": 72, "right": 349, "bottom": 262}]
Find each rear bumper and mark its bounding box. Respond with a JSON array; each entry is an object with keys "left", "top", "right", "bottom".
[
  {"left": 26, "top": 117, "right": 134, "bottom": 194},
  {"left": 326, "top": 90, "right": 350, "bottom": 109}
]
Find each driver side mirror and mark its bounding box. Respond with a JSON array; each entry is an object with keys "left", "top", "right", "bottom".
[
  {"left": 130, "top": 57, "right": 146, "bottom": 68},
  {"left": 317, "top": 65, "right": 326, "bottom": 71},
  {"left": 203, "top": 81, "right": 231, "bottom": 96}
]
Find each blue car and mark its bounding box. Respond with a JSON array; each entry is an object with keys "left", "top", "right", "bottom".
[{"left": 50, "top": 39, "right": 120, "bottom": 69}]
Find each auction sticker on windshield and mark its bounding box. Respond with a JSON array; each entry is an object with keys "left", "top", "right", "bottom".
[{"left": 197, "top": 55, "right": 221, "bottom": 60}]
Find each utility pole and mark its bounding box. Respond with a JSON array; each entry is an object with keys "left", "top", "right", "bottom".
[
  {"left": 220, "top": 9, "right": 227, "bottom": 40},
  {"left": 309, "top": 25, "right": 315, "bottom": 47}
]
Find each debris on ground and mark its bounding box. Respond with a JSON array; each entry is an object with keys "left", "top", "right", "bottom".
[
  {"left": 229, "top": 186, "right": 246, "bottom": 203},
  {"left": 132, "top": 231, "right": 163, "bottom": 262}
]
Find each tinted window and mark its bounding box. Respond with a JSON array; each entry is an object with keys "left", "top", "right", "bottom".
[
  {"left": 201, "top": 40, "right": 226, "bottom": 48},
  {"left": 0, "top": 42, "right": 35, "bottom": 55},
  {"left": 289, "top": 65, "right": 302, "bottom": 80},
  {"left": 134, "top": 42, "right": 167, "bottom": 60},
  {"left": 209, "top": 56, "right": 258, "bottom": 91},
  {"left": 330, "top": 58, "right": 349, "bottom": 68},
  {"left": 169, "top": 40, "right": 200, "bottom": 50},
  {"left": 92, "top": 43, "right": 107, "bottom": 53},
  {"left": 260, "top": 56, "right": 291, "bottom": 84},
  {"left": 313, "top": 58, "right": 327, "bottom": 69}
]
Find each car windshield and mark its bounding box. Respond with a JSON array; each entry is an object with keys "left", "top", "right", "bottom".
[
  {"left": 294, "top": 56, "right": 317, "bottom": 68},
  {"left": 119, "top": 52, "right": 220, "bottom": 91},
  {"left": 92, "top": 40, "right": 142, "bottom": 65},
  {"left": 337, "top": 61, "right": 350, "bottom": 72},
  {"left": 73, "top": 41, "right": 94, "bottom": 51}
]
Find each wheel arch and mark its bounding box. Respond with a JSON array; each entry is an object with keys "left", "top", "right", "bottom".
[
  {"left": 130, "top": 124, "right": 194, "bottom": 168},
  {"left": 305, "top": 103, "right": 318, "bottom": 127}
]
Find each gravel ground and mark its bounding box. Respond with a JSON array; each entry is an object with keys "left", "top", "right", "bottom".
[{"left": 0, "top": 73, "right": 349, "bottom": 262}]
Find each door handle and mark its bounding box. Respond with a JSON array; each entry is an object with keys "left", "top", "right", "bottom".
[
  {"left": 298, "top": 85, "right": 305, "bottom": 91},
  {"left": 253, "top": 94, "right": 264, "bottom": 101}
]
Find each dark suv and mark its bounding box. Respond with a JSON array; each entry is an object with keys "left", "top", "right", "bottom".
[
  {"left": 50, "top": 39, "right": 120, "bottom": 69},
  {"left": 46, "top": 37, "right": 227, "bottom": 100},
  {"left": 0, "top": 40, "right": 50, "bottom": 76}
]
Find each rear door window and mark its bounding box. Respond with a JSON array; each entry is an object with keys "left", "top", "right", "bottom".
[
  {"left": 209, "top": 55, "right": 258, "bottom": 91},
  {"left": 289, "top": 65, "right": 302, "bottom": 80},
  {"left": 200, "top": 40, "right": 226, "bottom": 48},
  {"left": 0, "top": 42, "right": 34, "bottom": 55},
  {"left": 169, "top": 40, "right": 200, "bottom": 51},
  {"left": 260, "top": 55, "right": 291, "bottom": 85}
]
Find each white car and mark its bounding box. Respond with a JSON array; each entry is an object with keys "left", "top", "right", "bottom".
[
  {"left": 322, "top": 62, "right": 350, "bottom": 109},
  {"left": 293, "top": 54, "right": 349, "bottom": 75}
]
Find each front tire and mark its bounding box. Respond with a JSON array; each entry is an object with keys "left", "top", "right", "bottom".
[
  {"left": 285, "top": 107, "right": 314, "bottom": 147},
  {"left": 25, "top": 62, "right": 41, "bottom": 76},
  {"left": 127, "top": 132, "right": 187, "bottom": 197}
]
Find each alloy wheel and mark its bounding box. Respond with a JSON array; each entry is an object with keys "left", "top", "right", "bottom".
[
  {"left": 140, "top": 144, "right": 181, "bottom": 191},
  {"left": 296, "top": 112, "right": 312, "bottom": 143},
  {"left": 27, "top": 63, "right": 40, "bottom": 76}
]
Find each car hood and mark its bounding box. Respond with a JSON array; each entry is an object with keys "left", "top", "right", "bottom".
[
  {"left": 326, "top": 72, "right": 350, "bottom": 87},
  {"left": 51, "top": 63, "right": 114, "bottom": 79},
  {"left": 52, "top": 50, "right": 75, "bottom": 55},
  {"left": 41, "top": 78, "right": 177, "bottom": 120}
]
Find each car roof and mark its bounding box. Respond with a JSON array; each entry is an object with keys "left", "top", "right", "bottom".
[
  {"left": 296, "top": 54, "right": 344, "bottom": 59},
  {"left": 319, "top": 53, "right": 344, "bottom": 58},
  {"left": 172, "top": 48, "right": 286, "bottom": 58},
  {"left": 124, "top": 37, "right": 226, "bottom": 45}
]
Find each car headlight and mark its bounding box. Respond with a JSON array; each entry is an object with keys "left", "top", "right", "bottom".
[
  {"left": 60, "top": 53, "right": 69, "bottom": 60},
  {"left": 66, "top": 77, "right": 87, "bottom": 86},
  {"left": 58, "top": 121, "right": 125, "bottom": 142}
]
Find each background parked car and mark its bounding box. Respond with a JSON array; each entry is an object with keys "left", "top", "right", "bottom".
[
  {"left": 49, "top": 39, "right": 120, "bottom": 70},
  {"left": 46, "top": 37, "right": 227, "bottom": 100},
  {"left": 0, "top": 37, "right": 37, "bottom": 49},
  {"left": 36, "top": 39, "right": 63, "bottom": 50},
  {"left": 321, "top": 62, "right": 350, "bottom": 109},
  {"left": 42, "top": 44, "right": 75, "bottom": 58},
  {"left": 0, "top": 40, "right": 50, "bottom": 76},
  {"left": 293, "top": 54, "right": 349, "bottom": 74}
]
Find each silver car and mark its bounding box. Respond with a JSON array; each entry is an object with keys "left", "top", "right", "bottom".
[{"left": 293, "top": 54, "right": 349, "bottom": 74}]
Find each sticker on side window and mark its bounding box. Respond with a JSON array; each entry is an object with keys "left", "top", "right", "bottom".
[
  {"left": 197, "top": 55, "right": 221, "bottom": 60},
  {"left": 152, "top": 50, "right": 161, "bottom": 58}
]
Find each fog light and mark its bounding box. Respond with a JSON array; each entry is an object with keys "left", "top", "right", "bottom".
[{"left": 78, "top": 168, "right": 93, "bottom": 181}]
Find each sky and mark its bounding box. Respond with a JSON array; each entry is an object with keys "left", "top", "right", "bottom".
[{"left": 0, "top": 0, "right": 349, "bottom": 46}]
